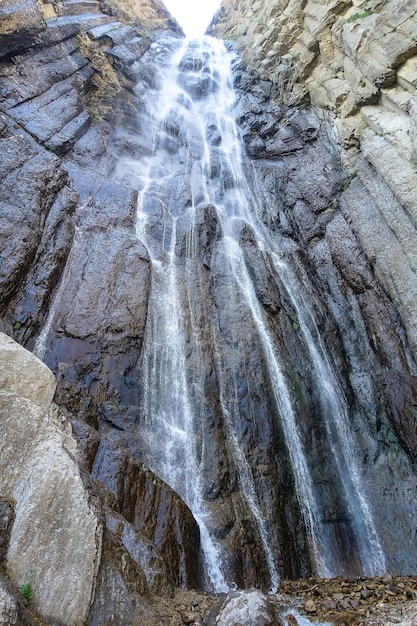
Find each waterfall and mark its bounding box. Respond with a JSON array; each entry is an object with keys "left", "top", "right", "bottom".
[
  {"left": 116, "top": 35, "right": 387, "bottom": 590},
  {"left": 270, "top": 257, "right": 386, "bottom": 576}
]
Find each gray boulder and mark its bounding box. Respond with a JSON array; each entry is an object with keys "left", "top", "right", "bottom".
[
  {"left": 0, "top": 333, "right": 102, "bottom": 625},
  {"left": 204, "top": 589, "right": 281, "bottom": 626}
]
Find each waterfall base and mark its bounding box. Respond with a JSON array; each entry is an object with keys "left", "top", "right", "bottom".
[{"left": 129, "top": 575, "right": 417, "bottom": 626}]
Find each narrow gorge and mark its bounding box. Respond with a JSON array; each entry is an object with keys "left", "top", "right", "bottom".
[{"left": 0, "top": 0, "right": 417, "bottom": 624}]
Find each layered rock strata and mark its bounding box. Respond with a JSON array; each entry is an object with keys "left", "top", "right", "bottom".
[{"left": 208, "top": 0, "right": 417, "bottom": 367}]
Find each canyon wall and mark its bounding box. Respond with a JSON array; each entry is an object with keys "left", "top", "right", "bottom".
[
  {"left": 0, "top": 2, "right": 200, "bottom": 623},
  {"left": 208, "top": 0, "right": 417, "bottom": 362},
  {"left": 1, "top": 0, "right": 417, "bottom": 622}
]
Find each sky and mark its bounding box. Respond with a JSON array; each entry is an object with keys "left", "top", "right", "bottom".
[{"left": 162, "top": 0, "right": 222, "bottom": 38}]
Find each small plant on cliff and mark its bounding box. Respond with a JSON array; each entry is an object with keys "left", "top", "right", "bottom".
[
  {"left": 88, "top": 106, "right": 102, "bottom": 123},
  {"left": 19, "top": 578, "right": 33, "bottom": 605},
  {"left": 12, "top": 321, "right": 22, "bottom": 334},
  {"left": 346, "top": 8, "right": 372, "bottom": 22},
  {"left": 343, "top": 171, "right": 357, "bottom": 190}
]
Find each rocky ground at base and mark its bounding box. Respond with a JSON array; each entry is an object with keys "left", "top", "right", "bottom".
[
  {"left": 138, "top": 575, "right": 417, "bottom": 626},
  {"left": 277, "top": 574, "right": 417, "bottom": 625}
]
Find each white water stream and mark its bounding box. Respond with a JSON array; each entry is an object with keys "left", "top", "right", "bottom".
[
  {"left": 271, "top": 256, "right": 386, "bottom": 576},
  {"left": 122, "top": 36, "right": 385, "bottom": 591}
]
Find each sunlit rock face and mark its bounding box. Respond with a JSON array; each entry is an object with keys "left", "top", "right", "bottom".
[
  {"left": 1, "top": 0, "right": 417, "bottom": 615},
  {"left": 204, "top": 589, "right": 279, "bottom": 626},
  {"left": 0, "top": 333, "right": 102, "bottom": 624}
]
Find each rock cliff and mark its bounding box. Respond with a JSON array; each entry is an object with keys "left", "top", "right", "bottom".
[
  {"left": 1, "top": 0, "right": 417, "bottom": 623},
  {"left": 0, "top": 4, "right": 204, "bottom": 621},
  {"left": 208, "top": 0, "right": 417, "bottom": 363},
  {"left": 0, "top": 333, "right": 200, "bottom": 624}
]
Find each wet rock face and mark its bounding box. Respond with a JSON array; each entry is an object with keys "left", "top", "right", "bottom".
[
  {"left": 381, "top": 373, "right": 417, "bottom": 463},
  {"left": 177, "top": 44, "right": 221, "bottom": 99},
  {"left": 103, "top": 37, "right": 417, "bottom": 588},
  {"left": 236, "top": 95, "right": 320, "bottom": 159},
  {"left": 0, "top": 7, "right": 155, "bottom": 429},
  {"left": 90, "top": 436, "right": 201, "bottom": 588},
  {"left": 208, "top": 0, "right": 417, "bottom": 374},
  {"left": 42, "top": 178, "right": 151, "bottom": 429},
  {"left": 70, "top": 416, "right": 202, "bottom": 592},
  {"left": 0, "top": 113, "right": 76, "bottom": 330}
]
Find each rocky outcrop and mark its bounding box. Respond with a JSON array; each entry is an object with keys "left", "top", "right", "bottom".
[
  {"left": 0, "top": 0, "right": 45, "bottom": 61},
  {"left": 203, "top": 590, "right": 279, "bottom": 626},
  {"left": 0, "top": 333, "right": 202, "bottom": 624},
  {"left": 0, "top": 333, "right": 102, "bottom": 624},
  {"left": 72, "top": 418, "right": 201, "bottom": 590},
  {"left": 208, "top": 0, "right": 417, "bottom": 366}
]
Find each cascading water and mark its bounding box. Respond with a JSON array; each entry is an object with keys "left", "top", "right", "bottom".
[
  {"left": 115, "top": 35, "right": 390, "bottom": 590},
  {"left": 270, "top": 256, "right": 386, "bottom": 576}
]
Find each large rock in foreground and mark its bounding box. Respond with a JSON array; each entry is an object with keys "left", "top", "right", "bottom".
[
  {"left": 204, "top": 589, "right": 280, "bottom": 626},
  {"left": 0, "top": 333, "right": 202, "bottom": 625},
  {"left": 0, "top": 332, "right": 102, "bottom": 625}
]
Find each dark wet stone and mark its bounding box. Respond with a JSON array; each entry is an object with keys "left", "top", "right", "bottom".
[
  {"left": 88, "top": 529, "right": 151, "bottom": 626},
  {"left": 382, "top": 372, "right": 417, "bottom": 463},
  {"left": 0, "top": 112, "right": 73, "bottom": 313},
  {"left": 91, "top": 437, "right": 201, "bottom": 588},
  {"left": 8, "top": 76, "right": 92, "bottom": 154},
  {"left": 0, "top": 38, "right": 89, "bottom": 110},
  {"left": 0, "top": 0, "right": 44, "bottom": 61},
  {"left": 0, "top": 498, "right": 15, "bottom": 563}
]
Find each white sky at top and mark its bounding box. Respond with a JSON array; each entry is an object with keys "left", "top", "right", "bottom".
[{"left": 162, "top": 0, "right": 222, "bottom": 38}]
